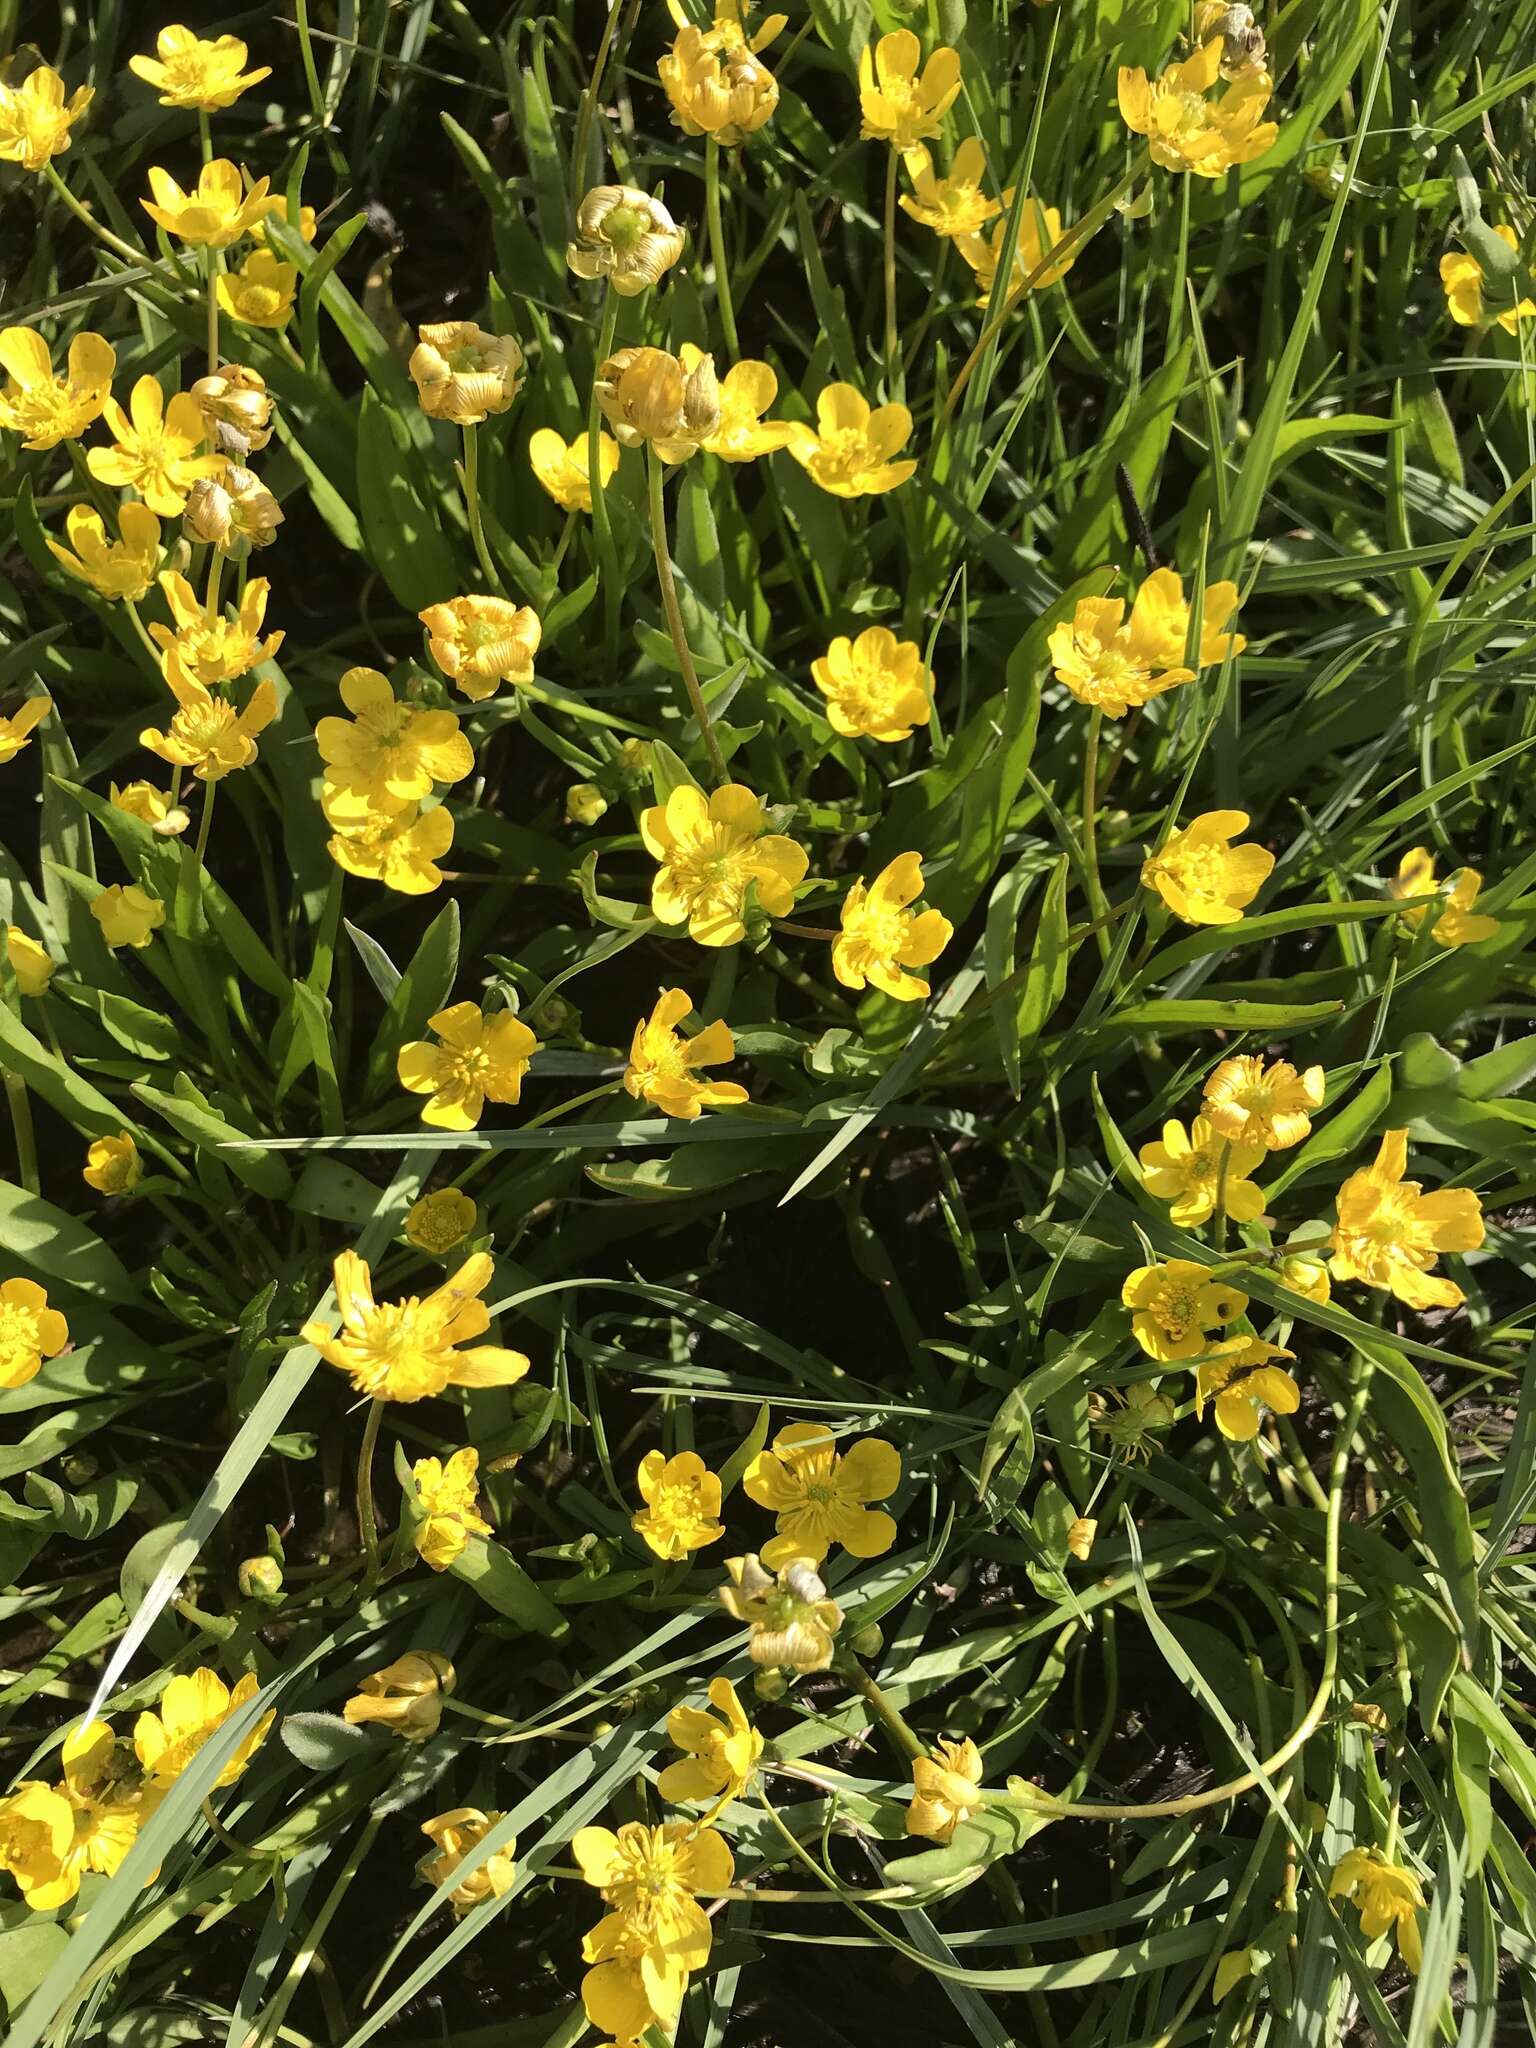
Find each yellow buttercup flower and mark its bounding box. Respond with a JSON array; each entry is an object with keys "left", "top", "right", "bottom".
[
  {"left": 812, "top": 626, "right": 932, "bottom": 742},
  {"left": 419, "top": 595, "right": 542, "bottom": 702},
  {"left": 130, "top": 25, "right": 271, "bottom": 110},
  {"left": 596, "top": 345, "right": 721, "bottom": 462},
  {"left": 529, "top": 426, "right": 620, "bottom": 512},
  {"left": 83, "top": 1133, "right": 141, "bottom": 1195},
  {"left": 567, "top": 185, "right": 686, "bottom": 296},
  {"left": 1127, "top": 568, "right": 1246, "bottom": 671},
  {"left": 409, "top": 321, "right": 523, "bottom": 424},
  {"left": 900, "top": 138, "right": 1005, "bottom": 238},
  {"left": 574, "top": 1822, "right": 732, "bottom": 2024},
  {"left": 251, "top": 203, "right": 317, "bottom": 248},
  {"left": 718, "top": 1553, "right": 844, "bottom": 1671},
  {"left": 134, "top": 1667, "right": 272, "bottom": 1787},
  {"left": 0, "top": 67, "right": 92, "bottom": 172},
  {"left": 343, "top": 1651, "right": 455, "bottom": 1741},
  {"left": 623, "top": 987, "right": 748, "bottom": 1121},
  {"left": 744, "top": 1423, "right": 901, "bottom": 1568},
  {"left": 217, "top": 249, "right": 297, "bottom": 329},
  {"left": 1048, "top": 586, "right": 1193, "bottom": 717},
  {"left": 956, "top": 199, "right": 1077, "bottom": 306},
  {"left": 858, "top": 30, "right": 961, "bottom": 150},
  {"left": 1141, "top": 810, "right": 1274, "bottom": 925},
  {"left": 405, "top": 1188, "right": 478, "bottom": 1255},
  {"left": 1195, "top": 1334, "right": 1299, "bottom": 1442},
  {"left": 409, "top": 1448, "right": 492, "bottom": 1570},
  {"left": 641, "top": 782, "right": 808, "bottom": 946},
  {"left": 141, "top": 672, "right": 280, "bottom": 782},
  {"left": 1121, "top": 1258, "right": 1247, "bottom": 1362},
  {"left": 581, "top": 1919, "right": 685, "bottom": 2043},
  {"left": 141, "top": 159, "right": 277, "bottom": 247},
  {"left": 191, "top": 366, "right": 275, "bottom": 457},
  {"left": 787, "top": 382, "right": 917, "bottom": 497},
  {"left": 0, "top": 695, "right": 50, "bottom": 764},
  {"left": 149, "top": 573, "right": 281, "bottom": 690},
  {"left": 1329, "top": 1847, "right": 1425, "bottom": 1974},
  {"left": 1329, "top": 1128, "right": 1484, "bottom": 1312},
  {"left": 328, "top": 803, "right": 455, "bottom": 894},
  {"left": 0, "top": 1278, "right": 69, "bottom": 1390},
  {"left": 418, "top": 1808, "right": 516, "bottom": 1913},
  {"left": 0, "top": 1781, "right": 75, "bottom": 1910},
  {"left": 398, "top": 1001, "right": 539, "bottom": 1129},
  {"left": 1138, "top": 1116, "right": 1266, "bottom": 1227},
  {"left": 1440, "top": 227, "right": 1536, "bottom": 334},
  {"left": 833, "top": 852, "right": 953, "bottom": 1001},
  {"left": 632, "top": 1449, "right": 726, "bottom": 1560},
  {"left": 303, "top": 1250, "right": 529, "bottom": 1400},
  {"left": 0, "top": 327, "right": 114, "bottom": 449},
  {"left": 91, "top": 884, "right": 166, "bottom": 951},
  {"left": 907, "top": 1738, "right": 984, "bottom": 1843},
  {"left": 1389, "top": 846, "right": 1501, "bottom": 948},
  {"left": 659, "top": 26, "right": 778, "bottom": 144},
  {"left": 10, "top": 1722, "right": 143, "bottom": 1911},
  {"left": 1118, "top": 39, "right": 1278, "bottom": 177},
  {"left": 6, "top": 927, "right": 54, "bottom": 997},
  {"left": 659, "top": 1678, "right": 762, "bottom": 1809},
  {"left": 47, "top": 502, "right": 161, "bottom": 601},
  {"left": 1202, "top": 1055, "right": 1324, "bottom": 1151},
  {"left": 87, "top": 377, "right": 224, "bottom": 517},
  {"left": 111, "top": 781, "right": 188, "bottom": 836},
  {"left": 667, "top": 0, "right": 787, "bottom": 56},
  {"left": 317, "top": 666, "right": 473, "bottom": 823},
  {"left": 701, "top": 359, "right": 793, "bottom": 461}
]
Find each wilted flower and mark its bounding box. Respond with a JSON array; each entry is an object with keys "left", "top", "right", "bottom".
[
  {"left": 87, "top": 377, "right": 224, "bottom": 516},
  {"left": 956, "top": 199, "right": 1078, "bottom": 305},
  {"left": 129, "top": 25, "right": 271, "bottom": 109},
  {"left": 303, "top": 1250, "right": 529, "bottom": 1400},
  {"left": 623, "top": 988, "right": 748, "bottom": 1120},
  {"left": 343, "top": 1651, "right": 456, "bottom": 1741},
  {"left": 0, "top": 67, "right": 93, "bottom": 172},
  {"left": 398, "top": 1002, "right": 539, "bottom": 1130},
  {"left": 419, "top": 595, "right": 542, "bottom": 702},
  {"left": 134, "top": 1667, "right": 272, "bottom": 1787},
  {"left": 0, "top": 1277, "right": 69, "bottom": 1390},
  {"left": 787, "top": 383, "right": 917, "bottom": 496},
  {"left": 409, "top": 1448, "right": 493, "bottom": 1570},
  {"left": 744, "top": 1424, "right": 900, "bottom": 1567},
  {"left": 1329, "top": 1128, "right": 1484, "bottom": 1311},
  {"left": 659, "top": 1678, "right": 762, "bottom": 1808},
  {"left": 632, "top": 1450, "right": 726, "bottom": 1560},
  {"left": 418, "top": 1808, "right": 516, "bottom": 1913},
  {"left": 1389, "top": 846, "right": 1500, "bottom": 948},
  {"left": 907, "top": 1738, "right": 984, "bottom": 1842},
  {"left": 328, "top": 804, "right": 455, "bottom": 894},
  {"left": 1121, "top": 1259, "right": 1247, "bottom": 1362},
  {"left": 858, "top": 30, "right": 961, "bottom": 150},
  {"left": 91, "top": 884, "right": 166, "bottom": 951},
  {"left": 1066, "top": 1515, "right": 1097, "bottom": 1561},
  {"left": 1195, "top": 1334, "right": 1299, "bottom": 1442},
  {"left": 141, "top": 159, "right": 278, "bottom": 246},
  {"left": 46, "top": 502, "right": 161, "bottom": 600},
  {"left": 409, "top": 322, "right": 523, "bottom": 424},
  {"left": 641, "top": 782, "right": 807, "bottom": 946},
  {"left": 568, "top": 185, "right": 686, "bottom": 296},
  {"left": 184, "top": 466, "right": 283, "bottom": 551},
  {"left": 900, "top": 138, "right": 1005, "bottom": 238},
  {"left": 190, "top": 366, "right": 274, "bottom": 457},
  {"left": 0, "top": 327, "right": 114, "bottom": 449},
  {"left": 83, "top": 1133, "right": 142, "bottom": 1195},
  {"left": 217, "top": 250, "right": 298, "bottom": 329},
  {"left": 1440, "top": 227, "right": 1536, "bottom": 333},
  {"left": 141, "top": 672, "right": 280, "bottom": 782},
  {"left": 833, "top": 852, "right": 953, "bottom": 1001},
  {"left": 660, "top": 27, "right": 778, "bottom": 144},
  {"left": 719, "top": 1553, "right": 845, "bottom": 1671},
  {"left": 702, "top": 359, "right": 794, "bottom": 461},
  {"left": 1139, "top": 1116, "right": 1266, "bottom": 1227},
  {"left": 812, "top": 627, "right": 932, "bottom": 742},
  {"left": 317, "top": 666, "right": 473, "bottom": 822},
  {"left": 596, "top": 345, "right": 721, "bottom": 461},
  {"left": 0, "top": 695, "right": 51, "bottom": 764},
  {"left": 529, "top": 426, "right": 620, "bottom": 512},
  {"left": 1117, "top": 40, "right": 1277, "bottom": 177},
  {"left": 1194, "top": 3, "right": 1268, "bottom": 78},
  {"left": 405, "top": 1188, "right": 478, "bottom": 1255},
  {"left": 1202, "top": 1056, "right": 1324, "bottom": 1151},
  {"left": 1329, "top": 1847, "right": 1425, "bottom": 1974},
  {"left": 1142, "top": 810, "right": 1274, "bottom": 926},
  {"left": 5, "top": 927, "right": 54, "bottom": 997}
]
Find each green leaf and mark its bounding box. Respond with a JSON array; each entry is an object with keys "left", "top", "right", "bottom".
[{"left": 0, "top": 1179, "right": 139, "bottom": 1304}]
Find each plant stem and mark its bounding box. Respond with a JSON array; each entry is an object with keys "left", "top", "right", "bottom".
[
  {"left": 645, "top": 446, "right": 727, "bottom": 781},
  {"left": 704, "top": 137, "right": 739, "bottom": 356},
  {"left": 205, "top": 247, "right": 220, "bottom": 375},
  {"left": 5, "top": 1067, "right": 38, "bottom": 1194},
  {"left": 521, "top": 1080, "right": 622, "bottom": 1131},
  {"left": 460, "top": 425, "right": 502, "bottom": 593},
  {"left": 356, "top": 1396, "right": 385, "bottom": 1585},
  {"left": 571, "top": 0, "right": 624, "bottom": 206},
  {"left": 1081, "top": 708, "right": 1110, "bottom": 960},
  {"left": 1212, "top": 1140, "right": 1234, "bottom": 1250},
  {"left": 882, "top": 146, "right": 900, "bottom": 392},
  {"left": 205, "top": 544, "right": 226, "bottom": 622},
  {"left": 177, "top": 778, "right": 217, "bottom": 932},
  {"left": 586, "top": 288, "right": 621, "bottom": 665},
  {"left": 841, "top": 1662, "right": 924, "bottom": 1762},
  {"left": 42, "top": 162, "right": 146, "bottom": 265}
]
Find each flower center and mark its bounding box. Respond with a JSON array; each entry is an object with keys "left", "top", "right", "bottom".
[
  {"left": 813, "top": 427, "right": 873, "bottom": 486},
  {"left": 176, "top": 701, "right": 238, "bottom": 751},
  {"left": 1149, "top": 1281, "right": 1199, "bottom": 1335},
  {"left": 0, "top": 1302, "right": 37, "bottom": 1372},
  {"left": 602, "top": 205, "right": 649, "bottom": 252}
]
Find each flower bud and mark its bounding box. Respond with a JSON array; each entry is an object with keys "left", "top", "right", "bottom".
[
  {"left": 564, "top": 781, "right": 608, "bottom": 827},
  {"left": 1066, "top": 1516, "right": 1097, "bottom": 1562},
  {"left": 61, "top": 1452, "right": 99, "bottom": 1486},
  {"left": 849, "top": 1620, "right": 884, "bottom": 1660},
  {"left": 752, "top": 1667, "right": 789, "bottom": 1703},
  {"left": 618, "top": 738, "right": 652, "bottom": 780},
  {"left": 238, "top": 1555, "right": 284, "bottom": 1602}
]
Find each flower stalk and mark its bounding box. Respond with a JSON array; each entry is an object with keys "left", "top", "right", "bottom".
[{"left": 645, "top": 446, "right": 728, "bottom": 782}]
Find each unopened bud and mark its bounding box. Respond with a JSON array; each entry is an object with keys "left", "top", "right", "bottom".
[
  {"left": 564, "top": 781, "right": 608, "bottom": 827},
  {"left": 848, "top": 1621, "right": 884, "bottom": 1660},
  {"left": 238, "top": 1555, "right": 284, "bottom": 1602},
  {"left": 753, "top": 1667, "right": 789, "bottom": 1703}
]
